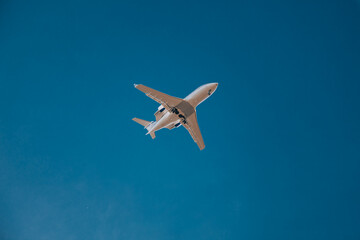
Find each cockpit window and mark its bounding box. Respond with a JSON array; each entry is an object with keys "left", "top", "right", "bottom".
[{"left": 208, "top": 89, "right": 212, "bottom": 95}]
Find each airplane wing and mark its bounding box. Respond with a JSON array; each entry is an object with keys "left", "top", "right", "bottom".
[
  {"left": 134, "top": 84, "right": 182, "bottom": 110},
  {"left": 182, "top": 112, "right": 205, "bottom": 150}
]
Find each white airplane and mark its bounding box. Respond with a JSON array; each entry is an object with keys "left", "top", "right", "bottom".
[{"left": 132, "top": 83, "right": 218, "bottom": 150}]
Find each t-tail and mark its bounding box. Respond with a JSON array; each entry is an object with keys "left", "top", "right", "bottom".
[{"left": 132, "top": 118, "right": 156, "bottom": 139}]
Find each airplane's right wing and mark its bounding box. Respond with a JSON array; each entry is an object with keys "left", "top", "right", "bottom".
[
  {"left": 134, "top": 84, "right": 182, "bottom": 111},
  {"left": 182, "top": 112, "right": 205, "bottom": 150}
]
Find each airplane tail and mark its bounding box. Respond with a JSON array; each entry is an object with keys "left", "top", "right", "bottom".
[
  {"left": 132, "top": 118, "right": 156, "bottom": 139},
  {"left": 149, "top": 132, "right": 156, "bottom": 139},
  {"left": 132, "top": 117, "right": 151, "bottom": 128}
]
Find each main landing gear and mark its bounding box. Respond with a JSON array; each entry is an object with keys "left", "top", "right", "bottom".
[
  {"left": 171, "top": 108, "right": 179, "bottom": 114},
  {"left": 172, "top": 108, "right": 187, "bottom": 124},
  {"left": 179, "top": 114, "right": 187, "bottom": 124}
]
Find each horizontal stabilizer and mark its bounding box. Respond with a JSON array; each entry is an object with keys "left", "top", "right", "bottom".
[
  {"left": 150, "top": 132, "right": 156, "bottom": 139},
  {"left": 132, "top": 118, "right": 151, "bottom": 128}
]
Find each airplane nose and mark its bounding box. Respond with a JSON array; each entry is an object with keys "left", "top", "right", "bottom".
[
  {"left": 212, "top": 82, "right": 218, "bottom": 90},
  {"left": 205, "top": 83, "right": 218, "bottom": 94}
]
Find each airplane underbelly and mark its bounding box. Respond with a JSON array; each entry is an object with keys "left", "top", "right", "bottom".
[
  {"left": 175, "top": 101, "right": 195, "bottom": 117},
  {"left": 150, "top": 113, "right": 177, "bottom": 132}
]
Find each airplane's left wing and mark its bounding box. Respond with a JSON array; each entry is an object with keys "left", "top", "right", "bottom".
[
  {"left": 182, "top": 112, "right": 205, "bottom": 150},
  {"left": 134, "top": 84, "right": 182, "bottom": 110}
]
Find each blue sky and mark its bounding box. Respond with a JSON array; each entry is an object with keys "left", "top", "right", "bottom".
[{"left": 1, "top": 0, "right": 360, "bottom": 239}]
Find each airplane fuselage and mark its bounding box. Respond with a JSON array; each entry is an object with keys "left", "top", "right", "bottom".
[{"left": 146, "top": 83, "right": 218, "bottom": 135}]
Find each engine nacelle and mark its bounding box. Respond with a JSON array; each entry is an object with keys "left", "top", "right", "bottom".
[
  {"left": 157, "top": 105, "right": 165, "bottom": 111},
  {"left": 154, "top": 105, "right": 166, "bottom": 121}
]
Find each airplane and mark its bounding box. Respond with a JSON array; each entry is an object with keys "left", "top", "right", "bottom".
[{"left": 132, "top": 83, "right": 218, "bottom": 150}]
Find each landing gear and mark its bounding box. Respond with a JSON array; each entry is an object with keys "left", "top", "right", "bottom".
[
  {"left": 171, "top": 108, "right": 187, "bottom": 124},
  {"left": 171, "top": 108, "right": 179, "bottom": 114}
]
